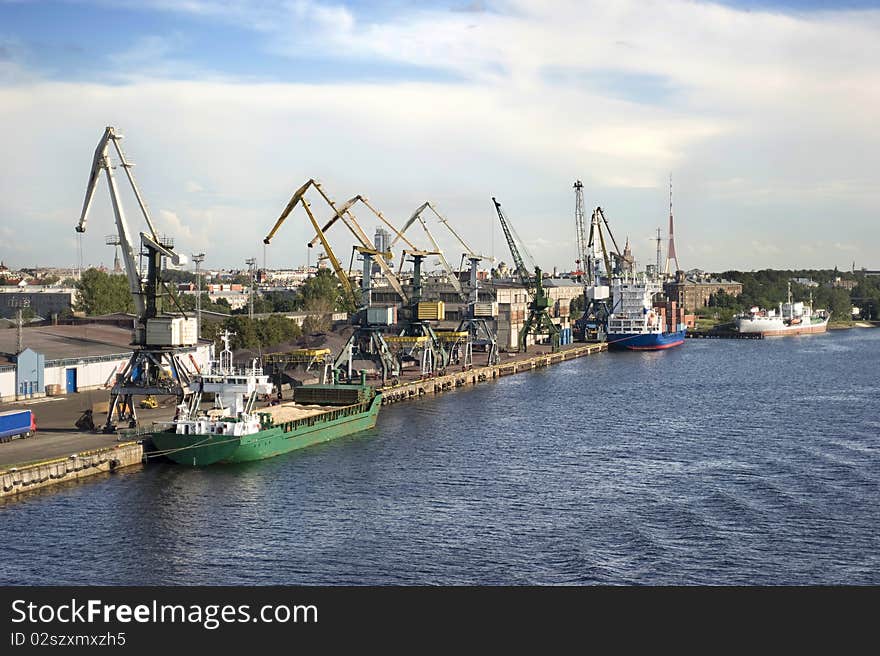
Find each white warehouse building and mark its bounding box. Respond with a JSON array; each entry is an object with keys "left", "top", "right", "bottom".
[{"left": 0, "top": 324, "right": 212, "bottom": 403}]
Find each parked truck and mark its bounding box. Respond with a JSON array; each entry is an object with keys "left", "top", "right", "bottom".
[{"left": 0, "top": 409, "right": 37, "bottom": 443}]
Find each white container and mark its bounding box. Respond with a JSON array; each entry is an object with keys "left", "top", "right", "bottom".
[
  {"left": 366, "top": 306, "right": 397, "bottom": 325},
  {"left": 145, "top": 317, "right": 198, "bottom": 346},
  {"left": 587, "top": 286, "right": 610, "bottom": 301},
  {"left": 473, "top": 302, "right": 498, "bottom": 317}
]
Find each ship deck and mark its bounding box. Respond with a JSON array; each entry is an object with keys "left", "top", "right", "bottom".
[{"left": 262, "top": 403, "right": 331, "bottom": 424}]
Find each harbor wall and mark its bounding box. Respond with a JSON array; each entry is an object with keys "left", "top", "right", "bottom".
[
  {"left": 0, "top": 441, "right": 143, "bottom": 499},
  {"left": 380, "top": 342, "right": 607, "bottom": 404}
]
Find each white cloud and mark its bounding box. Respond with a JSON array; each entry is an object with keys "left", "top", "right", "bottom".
[{"left": 0, "top": 0, "right": 878, "bottom": 272}]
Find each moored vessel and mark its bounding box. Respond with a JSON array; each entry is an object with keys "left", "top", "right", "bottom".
[
  {"left": 734, "top": 284, "right": 829, "bottom": 337},
  {"left": 606, "top": 275, "right": 686, "bottom": 350},
  {"left": 148, "top": 332, "right": 382, "bottom": 466}
]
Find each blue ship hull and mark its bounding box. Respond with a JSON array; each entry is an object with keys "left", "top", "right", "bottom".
[{"left": 607, "top": 329, "right": 686, "bottom": 351}]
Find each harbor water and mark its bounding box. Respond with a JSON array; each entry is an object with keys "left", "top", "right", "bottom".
[{"left": 1, "top": 329, "right": 878, "bottom": 584}]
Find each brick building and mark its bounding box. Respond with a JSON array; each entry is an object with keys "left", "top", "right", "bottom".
[{"left": 663, "top": 272, "right": 742, "bottom": 311}]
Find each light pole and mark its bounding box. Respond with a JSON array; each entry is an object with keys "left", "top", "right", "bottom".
[
  {"left": 192, "top": 253, "right": 205, "bottom": 337},
  {"left": 246, "top": 257, "right": 257, "bottom": 319}
]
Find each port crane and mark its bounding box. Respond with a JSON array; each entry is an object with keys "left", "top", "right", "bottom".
[
  {"left": 491, "top": 197, "right": 560, "bottom": 352},
  {"left": 575, "top": 204, "right": 624, "bottom": 341},
  {"left": 76, "top": 126, "right": 198, "bottom": 431},
  {"left": 299, "top": 189, "right": 417, "bottom": 305},
  {"left": 392, "top": 202, "right": 498, "bottom": 366},
  {"left": 263, "top": 181, "right": 407, "bottom": 383},
  {"left": 307, "top": 193, "right": 452, "bottom": 376},
  {"left": 573, "top": 180, "right": 589, "bottom": 282},
  {"left": 384, "top": 246, "right": 450, "bottom": 375}
]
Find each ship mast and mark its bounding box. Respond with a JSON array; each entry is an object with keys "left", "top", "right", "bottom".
[{"left": 219, "top": 329, "right": 235, "bottom": 374}]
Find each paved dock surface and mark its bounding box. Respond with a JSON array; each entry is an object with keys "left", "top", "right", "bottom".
[{"left": 0, "top": 394, "right": 176, "bottom": 468}]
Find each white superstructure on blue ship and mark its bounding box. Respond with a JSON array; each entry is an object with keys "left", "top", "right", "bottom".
[{"left": 606, "top": 275, "right": 686, "bottom": 350}]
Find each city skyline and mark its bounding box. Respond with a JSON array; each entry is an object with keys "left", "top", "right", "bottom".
[{"left": 1, "top": 1, "right": 878, "bottom": 272}]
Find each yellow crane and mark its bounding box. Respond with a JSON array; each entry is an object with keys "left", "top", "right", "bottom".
[
  {"left": 263, "top": 179, "right": 359, "bottom": 309},
  {"left": 305, "top": 192, "right": 417, "bottom": 305}
]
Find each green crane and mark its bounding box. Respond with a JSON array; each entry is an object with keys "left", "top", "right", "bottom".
[{"left": 492, "top": 197, "right": 560, "bottom": 352}]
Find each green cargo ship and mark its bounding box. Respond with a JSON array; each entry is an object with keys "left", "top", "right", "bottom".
[
  {"left": 149, "top": 331, "right": 382, "bottom": 466},
  {"left": 150, "top": 391, "right": 382, "bottom": 466}
]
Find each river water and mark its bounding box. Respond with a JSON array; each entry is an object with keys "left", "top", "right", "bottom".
[{"left": 2, "top": 329, "right": 878, "bottom": 585}]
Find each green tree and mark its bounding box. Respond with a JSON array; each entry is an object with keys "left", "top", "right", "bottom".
[
  {"left": 232, "top": 296, "right": 273, "bottom": 315},
  {"left": 298, "top": 269, "right": 352, "bottom": 312},
  {"left": 224, "top": 315, "right": 260, "bottom": 350},
  {"left": 74, "top": 269, "right": 135, "bottom": 315},
  {"left": 826, "top": 288, "right": 853, "bottom": 322},
  {"left": 264, "top": 291, "right": 298, "bottom": 312}
]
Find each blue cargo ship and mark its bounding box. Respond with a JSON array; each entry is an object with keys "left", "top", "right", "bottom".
[
  {"left": 606, "top": 276, "right": 686, "bottom": 351},
  {"left": 607, "top": 328, "right": 686, "bottom": 350}
]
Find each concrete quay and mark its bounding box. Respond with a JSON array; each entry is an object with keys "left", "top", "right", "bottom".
[
  {"left": 380, "top": 342, "right": 607, "bottom": 404},
  {"left": 0, "top": 441, "right": 143, "bottom": 499}
]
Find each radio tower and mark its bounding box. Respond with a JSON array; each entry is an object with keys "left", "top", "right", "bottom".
[{"left": 664, "top": 175, "right": 680, "bottom": 276}]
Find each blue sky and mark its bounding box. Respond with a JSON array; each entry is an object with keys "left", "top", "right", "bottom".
[{"left": 1, "top": 0, "right": 879, "bottom": 272}]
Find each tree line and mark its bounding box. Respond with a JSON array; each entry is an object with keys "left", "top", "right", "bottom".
[
  {"left": 705, "top": 268, "right": 875, "bottom": 322},
  {"left": 70, "top": 267, "right": 350, "bottom": 348}
]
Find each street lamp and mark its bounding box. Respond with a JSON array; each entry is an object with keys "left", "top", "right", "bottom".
[
  {"left": 246, "top": 257, "right": 257, "bottom": 319},
  {"left": 192, "top": 253, "right": 205, "bottom": 337}
]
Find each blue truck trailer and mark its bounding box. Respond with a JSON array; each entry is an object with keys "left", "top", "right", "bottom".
[{"left": 0, "top": 409, "right": 36, "bottom": 443}]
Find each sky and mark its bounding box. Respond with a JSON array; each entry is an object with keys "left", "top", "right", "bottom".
[{"left": 0, "top": 0, "right": 878, "bottom": 274}]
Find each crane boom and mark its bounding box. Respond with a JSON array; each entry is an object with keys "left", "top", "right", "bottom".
[
  {"left": 75, "top": 126, "right": 155, "bottom": 319},
  {"left": 394, "top": 202, "right": 465, "bottom": 302},
  {"left": 263, "top": 179, "right": 358, "bottom": 309},
  {"left": 298, "top": 191, "right": 412, "bottom": 304},
  {"left": 491, "top": 197, "right": 532, "bottom": 294}
]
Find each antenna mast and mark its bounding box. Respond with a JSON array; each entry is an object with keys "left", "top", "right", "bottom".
[{"left": 664, "top": 174, "right": 680, "bottom": 276}]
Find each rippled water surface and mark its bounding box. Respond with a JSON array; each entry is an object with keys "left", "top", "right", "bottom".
[{"left": 2, "top": 329, "right": 878, "bottom": 584}]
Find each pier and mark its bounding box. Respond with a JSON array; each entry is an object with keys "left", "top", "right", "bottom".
[
  {"left": 0, "top": 441, "right": 142, "bottom": 499},
  {"left": 0, "top": 340, "right": 608, "bottom": 496},
  {"left": 380, "top": 342, "right": 607, "bottom": 404}
]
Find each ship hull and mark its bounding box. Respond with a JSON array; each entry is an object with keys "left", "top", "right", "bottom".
[
  {"left": 150, "top": 394, "right": 382, "bottom": 467},
  {"left": 607, "top": 330, "right": 686, "bottom": 351},
  {"left": 735, "top": 318, "right": 829, "bottom": 337}
]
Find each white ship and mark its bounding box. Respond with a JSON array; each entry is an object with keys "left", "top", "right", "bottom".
[{"left": 734, "top": 284, "right": 829, "bottom": 336}]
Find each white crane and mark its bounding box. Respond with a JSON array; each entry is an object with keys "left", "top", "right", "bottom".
[{"left": 75, "top": 126, "right": 196, "bottom": 431}]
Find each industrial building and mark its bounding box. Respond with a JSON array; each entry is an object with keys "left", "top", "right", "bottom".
[
  {"left": 0, "top": 324, "right": 211, "bottom": 402},
  {"left": 663, "top": 272, "right": 743, "bottom": 310},
  {"left": 367, "top": 273, "right": 579, "bottom": 350},
  {"left": 0, "top": 285, "right": 77, "bottom": 320}
]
